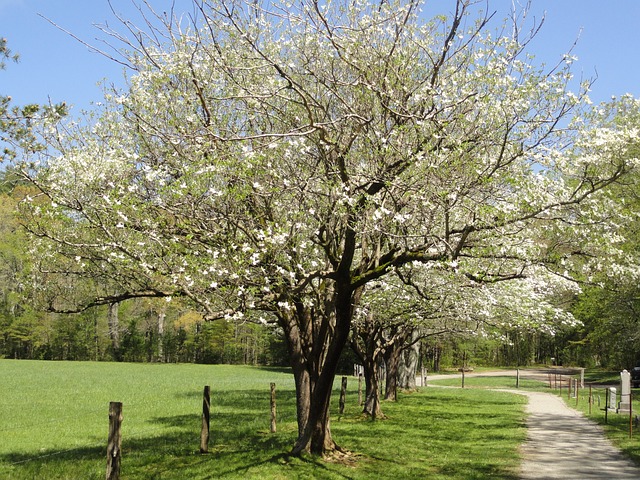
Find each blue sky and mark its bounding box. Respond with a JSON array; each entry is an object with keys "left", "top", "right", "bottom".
[{"left": 1, "top": 0, "right": 639, "bottom": 113}]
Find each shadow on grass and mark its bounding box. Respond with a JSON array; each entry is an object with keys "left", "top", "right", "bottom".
[
  {"left": 0, "top": 387, "right": 525, "bottom": 479},
  {"left": 331, "top": 390, "right": 524, "bottom": 480},
  {"left": 0, "top": 445, "right": 104, "bottom": 467},
  {"left": 0, "top": 413, "right": 295, "bottom": 479},
  {"left": 251, "top": 365, "right": 294, "bottom": 375},
  {"left": 173, "top": 384, "right": 299, "bottom": 404},
  {"left": 0, "top": 386, "right": 330, "bottom": 480}
]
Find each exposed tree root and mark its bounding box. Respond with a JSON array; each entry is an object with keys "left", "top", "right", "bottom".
[{"left": 323, "top": 447, "right": 360, "bottom": 466}]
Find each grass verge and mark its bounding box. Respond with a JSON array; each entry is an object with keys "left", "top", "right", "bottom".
[
  {"left": 0, "top": 360, "right": 528, "bottom": 479},
  {"left": 432, "top": 369, "right": 640, "bottom": 467}
]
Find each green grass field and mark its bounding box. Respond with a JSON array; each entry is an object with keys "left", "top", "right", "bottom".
[
  {"left": 0, "top": 360, "right": 529, "bottom": 479},
  {"left": 428, "top": 375, "right": 548, "bottom": 391}
]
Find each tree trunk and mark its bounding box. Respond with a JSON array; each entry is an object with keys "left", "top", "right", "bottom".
[
  {"left": 157, "top": 309, "right": 165, "bottom": 362},
  {"left": 350, "top": 312, "right": 385, "bottom": 419},
  {"left": 362, "top": 355, "right": 383, "bottom": 418},
  {"left": 433, "top": 343, "right": 441, "bottom": 372},
  {"left": 107, "top": 302, "right": 121, "bottom": 360},
  {"left": 295, "top": 371, "right": 339, "bottom": 455},
  {"left": 398, "top": 329, "right": 420, "bottom": 390},
  {"left": 383, "top": 344, "right": 401, "bottom": 401},
  {"left": 289, "top": 336, "right": 311, "bottom": 439},
  {"left": 282, "top": 294, "right": 353, "bottom": 456}
]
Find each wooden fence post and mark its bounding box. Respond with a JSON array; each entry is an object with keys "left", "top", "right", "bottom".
[
  {"left": 270, "top": 383, "right": 277, "bottom": 433},
  {"left": 339, "top": 376, "right": 347, "bottom": 414},
  {"left": 516, "top": 369, "right": 520, "bottom": 389},
  {"left": 629, "top": 389, "right": 633, "bottom": 439},
  {"left": 200, "top": 386, "right": 210, "bottom": 453},
  {"left": 106, "top": 402, "right": 123, "bottom": 480},
  {"left": 358, "top": 373, "right": 362, "bottom": 406},
  {"left": 461, "top": 351, "right": 466, "bottom": 389}
]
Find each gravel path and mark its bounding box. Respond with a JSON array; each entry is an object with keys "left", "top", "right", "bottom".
[
  {"left": 515, "top": 390, "right": 638, "bottom": 479},
  {"left": 424, "top": 370, "right": 639, "bottom": 479}
]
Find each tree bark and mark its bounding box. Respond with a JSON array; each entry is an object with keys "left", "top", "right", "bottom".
[
  {"left": 383, "top": 344, "right": 401, "bottom": 401},
  {"left": 361, "top": 355, "right": 383, "bottom": 418},
  {"left": 432, "top": 343, "right": 441, "bottom": 372},
  {"left": 339, "top": 376, "right": 347, "bottom": 414},
  {"left": 200, "top": 386, "right": 210, "bottom": 453},
  {"left": 106, "top": 402, "right": 123, "bottom": 480},
  {"left": 282, "top": 292, "right": 353, "bottom": 456},
  {"left": 157, "top": 309, "right": 165, "bottom": 362},
  {"left": 350, "top": 312, "right": 386, "bottom": 419},
  {"left": 398, "top": 329, "right": 420, "bottom": 390},
  {"left": 107, "top": 302, "right": 121, "bottom": 360},
  {"left": 270, "top": 382, "right": 277, "bottom": 433}
]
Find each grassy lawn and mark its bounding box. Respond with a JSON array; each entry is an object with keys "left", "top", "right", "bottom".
[
  {"left": 428, "top": 375, "right": 548, "bottom": 391},
  {"left": 581, "top": 369, "right": 621, "bottom": 385},
  {"left": 0, "top": 360, "right": 528, "bottom": 479}
]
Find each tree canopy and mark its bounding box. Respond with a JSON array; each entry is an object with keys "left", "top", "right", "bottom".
[{"left": 7, "top": 0, "right": 640, "bottom": 455}]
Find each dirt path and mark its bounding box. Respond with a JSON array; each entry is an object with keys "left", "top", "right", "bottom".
[{"left": 424, "top": 370, "right": 639, "bottom": 479}]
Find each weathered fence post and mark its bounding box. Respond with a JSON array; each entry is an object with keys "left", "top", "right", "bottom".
[
  {"left": 106, "top": 401, "right": 123, "bottom": 480},
  {"left": 516, "top": 369, "right": 520, "bottom": 389},
  {"left": 629, "top": 389, "right": 633, "bottom": 439},
  {"left": 358, "top": 373, "right": 362, "bottom": 406},
  {"left": 339, "top": 376, "right": 347, "bottom": 414},
  {"left": 200, "top": 386, "right": 210, "bottom": 453},
  {"left": 558, "top": 375, "right": 561, "bottom": 394},
  {"left": 461, "top": 351, "right": 467, "bottom": 389},
  {"left": 573, "top": 378, "right": 577, "bottom": 399},
  {"left": 270, "top": 382, "right": 277, "bottom": 433},
  {"left": 589, "top": 384, "right": 592, "bottom": 415},
  {"left": 422, "top": 367, "right": 427, "bottom": 387}
]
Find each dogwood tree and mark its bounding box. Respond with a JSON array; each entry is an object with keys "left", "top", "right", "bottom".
[
  {"left": 352, "top": 263, "right": 581, "bottom": 416},
  {"left": 12, "top": 0, "right": 638, "bottom": 455}
]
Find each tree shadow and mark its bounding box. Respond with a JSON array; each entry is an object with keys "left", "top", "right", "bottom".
[
  {"left": 251, "top": 365, "right": 294, "bottom": 375},
  {"left": 327, "top": 390, "right": 525, "bottom": 480},
  {"left": 0, "top": 387, "right": 524, "bottom": 479},
  {"left": 0, "top": 387, "right": 311, "bottom": 479}
]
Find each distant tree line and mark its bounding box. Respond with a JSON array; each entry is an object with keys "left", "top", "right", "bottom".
[{"left": 0, "top": 296, "right": 289, "bottom": 365}]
